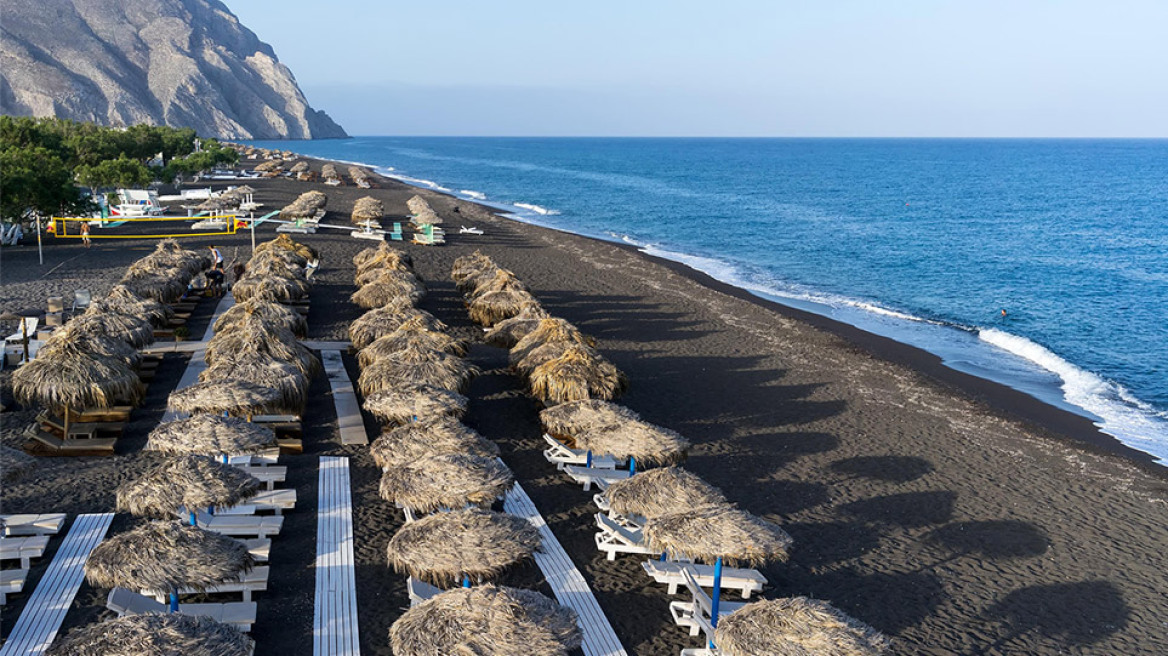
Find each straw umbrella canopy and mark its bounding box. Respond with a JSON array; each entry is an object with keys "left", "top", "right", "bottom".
[
  {"left": 363, "top": 385, "right": 468, "bottom": 426},
  {"left": 12, "top": 341, "right": 143, "bottom": 434},
  {"left": 231, "top": 274, "right": 309, "bottom": 303},
  {"left": 483, "top": 304, "right": 549, "bottom": 347},
  {"left": 571, "top": 416, "right": 688, "bottom": 467},
  {"left": 509, "top": 318, "right": 593, "bottom": 370},
  {"left": 451, "top": 251, "right": 496, "bottom": 284},
  {"left": 645, "top": 505, "right": 792, "bottom": 567},
  {"left": 466, "top": 269, "right": 528, "bottom": 300},
  {"left": 255, "top": 233, "right": 318, "bottom": 261},
  {"left": 370, "top": 417, "right": 498, "bottom": 469},
  {"left": 70, "top": 308, "right": 155, "bottom": 348},
  {"left": 168, "top": 379, "right": 285, "bottom": 418},
  {"left": 387, "top": 508, "right": 540, "bottom": 587},
  {"left": 146, "top": 414, "right": 277, "bottom": 456},
  {"left": 355, "top": 241, "right": 414, "bottom": 268},
  {"left": 247, "top": 251, "right": 307, "bottom": 277},
  {"left": 349, "top": 306, "right": 445, "bottom": 350},
  {"left": 290, "top": 161, "right": 309, "bottom": 174},
  {"left": 455, "top": 265, "right": 503, "bottom": 295},
  {"left": 227, "top": 184, "right": 255, "bottom": 196},
  {"left": 406, "top": 195, "right": 442, "bottom": 225},
  {"left": 103, "top": 285, "right": 176, "bottom": 326},
  {"left": 116, "top": 455, "right": 262, "bottom": 519},
  {"left": 351, "top": 273, "right": 425, "bottom": 309},
  {"left": 39, "top": 327, "right": 142, "bottom": 369},
  {"left": 119, "top": 272, "right": 189, "bottom": 303},
  {"left": 713, "top": 597, "right": 891, "bottom": 656},
  {"left": 200, "top": 356, "right": 308, "bottom": 409},
  {"left": 351, "top": 196, "right": 384, "bottom": 225},
  {"left": 46, "top": 613, "right": 255, "bottom": 656},
  {"left": 358, "top": 347, "right": 478, "bottom": 396},
  {"left": 85, "top": 521, "right": 255, "bottom": 610},
  {"left": 380, "top": 454, "right": 514, "bottom": 513},
  {"left": 205, "top": 310, "right": 320, "bottom": 377},
  {"left": 196, "top": 196, "right": 239, "bottom": 212},
  {"left": 355, "top": 263, "right": 417, "bottom": 288},
  {"left": 255, "top": 160, "right": 282, "bottom": 172},
  {"left": 605, "top": 467, "right": 727, "bottom": 520},
  {"left": 539, "top": 399, "right": 641, "bottom": 437},
  {"left": 1, "top": 445, "right": 36, "bottom": 483},
  {"left": 529, "top": 345, "right": 629, "bottom": 405},
  {"left": 214, "top": 299, "right": 307, "bottom": 337},
  {"left": 357, "top": 318, "right": 467, "bottom": 367},
  {"left": 468, "top": 289, "right": 541, "bottom": 326},
  {"left": 390, "top": 584, "right": 582, "bottom": 656}
]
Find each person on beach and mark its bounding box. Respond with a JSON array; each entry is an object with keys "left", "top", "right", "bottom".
[
  {"left": 206, "top": 264, "right": 225, "bottom": 297},
  {"left": 79, "top": 221, "right": 91, "bottom": 248},
  {"left": 208, "top": 244, "right": 223, "bottom": 267},
  {"left": 306, "top": 256, "right": 320, "bottom": 281}
]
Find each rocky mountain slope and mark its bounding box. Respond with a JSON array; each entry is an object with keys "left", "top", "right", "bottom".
[{"left": 0, "top": 0, "right": 346, "bottom": 139}]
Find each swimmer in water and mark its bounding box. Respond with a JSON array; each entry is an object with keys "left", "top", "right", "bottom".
[{"left": 1000, "top": 309, "right": 1008, "bottom": 318}]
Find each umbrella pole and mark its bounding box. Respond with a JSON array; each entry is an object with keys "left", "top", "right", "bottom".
[
  {"left": 189, "top": 511, "right": 197, "bottom": 526},
  {"left": 629, "top": 456, "right": 636, "bottom": 475},
  {"left": 462, "top": 575, "right": 471, "bottom": 588},
  {"left": 169, "top": 590, "right": 179, "bottom": 612},
  {"left": 708, "top": 556, "right": 724, "bottom": 648},
  {"left": 64, "top": 406, "right": 70, "bottom": 440},
  {"left": 585, "top": 450, "right": 592, "bottom": 467}
]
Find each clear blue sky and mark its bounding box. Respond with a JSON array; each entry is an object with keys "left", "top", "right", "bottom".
[{"left": 226, "top": 0, "right": 1168, "bottom": 137}]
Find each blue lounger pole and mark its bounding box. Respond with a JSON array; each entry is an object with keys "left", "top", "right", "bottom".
[
  {"left": 169, "top": 590, "right": 179, "bottom": 613},
  {"left": 586, "top": 450, "right": 592, "bottom": 467},
  {"left": 709, "top": 556, "right": 724, "bottom": 648},
  {"left": 629, "top": 456, "right": 636, "bottom": 475},
  {"left": 462, "top": 575, "right": 471, "bottom": 588},
  {"left": 188, "top": 511, "right": 196, "bottom": 526}
]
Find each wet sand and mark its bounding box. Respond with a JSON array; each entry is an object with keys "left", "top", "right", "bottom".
[{"left": 2, "top": 164, "right": 1166, "bottom": 655}]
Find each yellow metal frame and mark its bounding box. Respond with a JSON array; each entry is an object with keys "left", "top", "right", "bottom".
[{"left": 51, "top": 215, "right": 241, "bottom": 239}]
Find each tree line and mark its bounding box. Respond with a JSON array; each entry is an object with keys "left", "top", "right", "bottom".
[{"left": 0, "top": 116, "right": 239, "bottom": 223}]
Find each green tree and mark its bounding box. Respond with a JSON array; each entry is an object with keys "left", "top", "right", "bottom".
[
  {"left": 75, "top": 155, "right": 154, "bottom": 189},
  {"left": 0, "top": 146, "right": 90, "bottom": 223}
]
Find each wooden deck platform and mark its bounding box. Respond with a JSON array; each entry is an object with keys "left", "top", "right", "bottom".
[
  {"left": 321, "top": 350, "right": 368, "bottom": 446},
  {"left": 314, "top": 456, "right": 360, "bottom": 656}
]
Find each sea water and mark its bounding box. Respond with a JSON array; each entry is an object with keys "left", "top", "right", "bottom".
[{"left": 247, "top": 137, "right": 1168, "bottom": 464}]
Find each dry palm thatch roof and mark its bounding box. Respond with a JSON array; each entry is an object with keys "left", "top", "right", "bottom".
[
  {"left": 539, "top": 399, "right": 641, "bottom": 437},
  {"left": 254, "top": 159, "right": 283, "bottom": 172},
  {"left": 290, "top": 161, "right": 309, "bottom": 174},
  {"left": 363, "top": 385, "right": 469, "bottom": 426},
  {"left": 357, "top": 318, "right": 468, "bottom": 366},
  {"left": 247, "top": 251, "right": 307, "bottom": 277},
  {"left": 351, "top": 196, "right": 384, "bottom": 224},
  {"left": 571, "top": 416, "right": 688, "bottom": 466},
  {"left": 321, "top": 163, "right": 339, "bottom": 180},
  {"left": 465, "top": 269, "right": 528, "bottom": 300},
  {"left": 205, "top": 310, "right": 319, "bottom": 377},
  {"left": 46, "top": 612, "right": 255, "bottom": 656},
  {"left": 358, "top": 348, "right": 478, "bottom": 396},
  {"left": 605, "top": 467, "right": 726, "bottom": 519},
  {"left": 214, "top": 299, "right": 308, "bottom": 337},
  {"left": 13, "top": 342, "right": 143, "bottom": 411},
  {"left": 71, "top": 308, "right": 155, "bottom": 348},
  {"left": 226, "top": 185, "right": 255, "bottom": 196},
  {"left": 85, "top": 521, "right": 255, "bottom": 593},
  {"left": 370, "top": 417, "right": 498, "bottom": 469},
  {"left": 644, "top": 505, "right": 793, "bottom": 567},
  {"left": 354, "top": 262, "right": 418, "bottom": 288},
  {"left": 40, "top": 327, "right": 142, "bottom": 369},
  {"left": 104, "top": 285, "right": 176, "bottom": 326},
  {"left": 231, "top": 274, "right": 310, "bottom": 303},
  {"left": 196, "top": 195, "right": 240, "bottom": 212},
  {"left": 168, "top": 379, "right": 285, "bottom": 418},
  {"left": 483, "top": 304, "right": 549, "bottom": 347},
  {"left": 118, "top": 272, "right": 189, "bottom": 304},
  {"left": 714, "top": 596, "right": 891, "bottom": 656},
  {"left": 386, "top": 509, "right": 540, "bottom": 586},
  {"left": 348, "top": 165, "right": 371, "bottom": 181},
  {"left": 451, "top": 250, "right": 496, "bottom": 284},
  {"left": 509, "top": 318, "right": 593, "bottom": 367},
  {"left": 255, "top": 233, "right": 319, "bottom": 261},
  {"left": 351, "top": 273, "right": 425, "bottom": 309},
  {"left": 116, "top": 455, "right": 261, "bottom": 518},
  {"left": 406, "top": 194, "right": 442, "bottom": 225},
  {"left": 468, "top": 289, "right": 540, "bottom": 327},
  {"left": 349, "top": 306, "right": 445, "bottom": 350},
  {"left": 529, "top": 345, "right": 628, "bottom": 405},
  {"left": 146, "top": 414, "right": 277, "bottom": 455},
  {"left": 455, "top": 265, "right": 502, "bottom": 295},
  {"left": 380, "top": 454, "right": 514, "bottom": 513},
  {"left": 200, "top": 356, "right": 308, "bottom": 409},
  {"left": 390, "top": 584, "right": 581, "bottom": 656},
  {"left": 355, "top": 241, "right": 414, "bottom": 268},
  {"left": 1, "top": 445, "right": 36, "bottom": 483}
]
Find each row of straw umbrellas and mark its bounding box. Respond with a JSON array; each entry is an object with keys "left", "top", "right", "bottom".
[
  {"left": 450, "top": 253, "right": 891, "bottom": 655},
  {"left": 195, "top": 185, "right": 255, "bottom": 213},
  {"left": 278, "top": 189, "right": 328, "bottom": 222},
  {"left": 11, "top": 240, "right": 212, "bottom": 437},
  {"left": 406, "top": 194, "right": 442, "bottom": 227},
  {"left": 343, "top": 241, "right": 584, "bottom": 655},
  {"left": 351, "top": 196, "right": 384, "bottom": 228}
]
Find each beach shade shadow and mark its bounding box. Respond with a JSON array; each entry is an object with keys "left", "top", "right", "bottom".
[
  {"left": 785, "top": 521, "right": 883, "bottom": 569},
  {"left": 804, "top": 567, "right": 948, "bottom": 635},
  {"left": 983, "top": 581, "right": 1129, "bottom": 650},
  {"left": 926, "top": 520, "right": 1050, "bottom": 560},
  {"left": 830, "top": 455, "right": 934, "bottom": 484},
  {"left": 841, "top": 491, "right": 957, "bottom": 528}
]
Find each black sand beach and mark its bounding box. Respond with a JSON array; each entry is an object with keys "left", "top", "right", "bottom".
[{"left": 2, "top": 162, "right": 1167, "bottom": 655}]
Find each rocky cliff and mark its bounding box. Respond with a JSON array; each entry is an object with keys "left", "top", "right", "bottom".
[{"left": 0, "top": 0, "right": 346, "bottom": 139}]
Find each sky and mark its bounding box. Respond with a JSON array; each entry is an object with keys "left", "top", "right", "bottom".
[{"left": 226, "top": 0, "right": 1168, "bottom": 137}]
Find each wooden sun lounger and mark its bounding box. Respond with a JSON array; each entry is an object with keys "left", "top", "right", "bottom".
[
  {"left": 407, "top": 576, "right": 441, "bottom": 607},
  {"left": 144, "top": 566, "right": 270, "bottom": 603},
  {"left": 1, "top": 568, "right": 28, "bottom": 605},
  {"left": 669, "top": 567, "right": 747, "bottom": 639},
  {"left": 315, "top": 457, "right": 360, "bottom": 654},
  {"left": 65, "top": 406, "right": 133, "bottom": 422},
  {"left": 642, "top": 560, "right": 766, "bottom": 599},
  {"left": 194, "top": 512, "right": 283, "bottom": 538},
  {"left": 0, "top": 535, "right": 50, "bottom": 569},
  {"left": 594, "top": 513, "right": 660, "bottom": 561},
  {"left": 564, "top": 464, "right": 631, "bottom": 491},
  {"left": 107, "top": 588, "right": 256, "bottom": 632},
  {"left": 37, "top": 415, "right": 125, "bottom": 439},
  {"left": 25, "top": 431, "right": 117, "bottom": 456},
  {"left": 542, "top": 434, "right": 619, "bottom": 471},
  {"left": 1, "top": 514, "right": 67, "bottom": 537}
]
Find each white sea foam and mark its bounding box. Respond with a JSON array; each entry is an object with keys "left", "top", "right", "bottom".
[
  {"left": 979, "top": 328, "right": 1168, "bottom": 462},
  {"left": 514, "top": 202, "right": 560, "bottom": 215},
  {"left": 460, "top": 190, "right": 487, "bottom": 200}
]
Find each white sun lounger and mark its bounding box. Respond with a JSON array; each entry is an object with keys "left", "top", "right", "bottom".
[
  {"left": 594, "top": 513, "right": 660, "bottom": 561},
  {"left": 669, "top": 567, "right": 747, "bottom": 639},
  {"left": 215, "top": 489, "right": 298, "bottom": 516},
  {"left": 144, "top": 566, "right": 270, "bottom": 603},
  {"left": 226, "top": 448, "right": 281, "bottom": 467},
  {"left": 542, "top": 434, "right": 619, "bottom": 471},
  {"left": 564, "top": 465, "right": 631, "bottom": 491},
  {"left": 4, "top": 318, "right": 38, "bottom": 344},
  {"left": 642, "top": 560, "right": 766, "bottom": 599},
  {"left": 0, "top": 536, "right": 50, "bottom": 569},
  {"left": 107, "top": 588, "right": 256, "bottom": 632},
  {"left": 1, "top": 568, "right": 28, "bottom": 605},
  {"left": 407, "top": 576, "right": 442, "bottom": 607},
  {"left": 193, "top": 512, "right": 283, "bottom": 538},
  {"left": 1, "top": 514, "right": 68, "bottom": 537},
  {"left": 233, "top": 464, "right": 287, "bottom": 490},
  {"left": 241, "top": 538, "right": 270, "bottom": 562}
]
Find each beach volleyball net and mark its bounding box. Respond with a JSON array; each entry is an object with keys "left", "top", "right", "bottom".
[{"left": 49, "top": 215, "right": 245, "bottom": 239}]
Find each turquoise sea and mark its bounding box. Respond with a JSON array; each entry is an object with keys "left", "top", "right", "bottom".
[{"left": 248, "top": 137, "right": 1168, "bottom": 463}]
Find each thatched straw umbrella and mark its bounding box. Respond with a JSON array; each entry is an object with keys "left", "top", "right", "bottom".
[
  {"left": 363, "top": 385, "right": 469, "bottom": 426},
  {"left": 85, "top": 521, "right": 255, "bottom": 612},
  {"left": 196, "top": 196, "right": 239, "bottom": 212},
  {"left": 390, "top": 585, "right": 581, "bottom": 656},
  {"left": 465, "top": 269, "right": 528, "bottom": 300},
  {"left": 509, "top": 318, "right": 593, "bottom": 369},
  {"left": 119, "top": 272, "right": 189, "bottom": 303},
  {"left": 200, "top": 357, "right": 308, "bottom": 409},
  {"left": 645, "top": 505, "right": 793, "bottom": 629},
  {"left": 406, "top": 195, "right": 441, "bottom": 225},
  {"left": 290, "top": 161, "right": 309, "bottom": 174},
  {"left": 605, "top": 467, "right": 726, "bottom": 520},
  {"left": 483, "top": 304, "right": 549, "bottom": 347},
  {"left": 13, "top": 341, "right": 143, "bottom": 437},
  {"left": 1, "top": 445, "right": 36, "bottom": 483},
  {"left": 539, "top": 399, "right": 641, "bottom": 437},
  {"left": 46, "top": 613, "right": 255, "bottom": 656},
  {"left": 370, "top": 417, "right": 498, "bottom": 469},
  {"left": 39, "top": 327, "right": 142, "bottom": 369},
  {"left": 255, "top": 233, "right": 318, "bottom": 261},
  {"left": 571, "top": 416, "right": 688, "bottom": 467},
  {"left": 214, "top": 299, "right": 307, "bottom": 337},
  {"left": 103, "top": 285, "right": 176, "bottom": 326},
  {"left": 70, "top": 308, "right": 155, "bottom": 348},
  {"left": 247, "top": 251, "right": 307, "bottom": 277},
  {"left": 387, "top": 508, "right": 539, "bottom": 587},
  {"left": 355, "top": 241, "right": 414, "bottom": 269},
  {"left": 351, "top": 272, "right": 425, "bottom": 309},
  {"left": 528, "top": 345, "right": 628, "bottom": 405},
  {"left": 146, "top": 414, "right": 277, "bottom": 457},
  {"left": 231, "top": 274, "right": 309, "bottom": 303},
  {"left": 357, "top": 318, "right": 468, "bottom": 367},
  {"left": 117, "top": 455, "right": 261, "bottom": 524},
  {"left": 713, "top": 597, "right": 891, "bottom": 656},
  {"left": 468, "top": 289, "right": 540, "bottom": 326},
  {"left": 321, "top": 163, "right": 339, "bottom": 181},
  {"left": 255, "top": 160, "right": 282, "bottom": 172},
  {"left": 349, "top": 306, "right": 445, "bottom": 350},
  {"left": 168, "top": 379, "right": 284, "bottom": 418},
  {"left": 355, "top": 263, "right": 418, "bottom": 288},
  {"left": 358, "top": 348, "right": 478, "bottom": 396},
  {"left": 380, "top": 454, "right": 514, "bottom": 514},
  {"left": 351, "top": 196, "right": 384, "bottom": 225},
  {"left": 205, "top": 310, "right": 319, "bottom": 377},
  {"left": 451, "top": 251, "right": 496, "bottom": 284}
]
